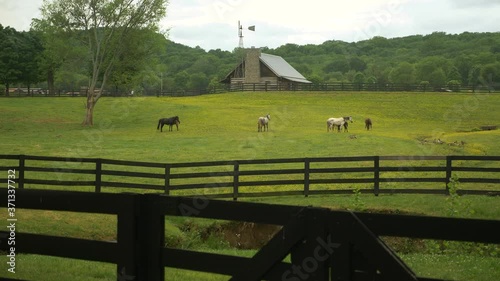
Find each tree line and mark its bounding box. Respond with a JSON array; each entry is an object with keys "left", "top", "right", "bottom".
[{"left": 1, "top": 26, "right": 499, "bottom": 97}]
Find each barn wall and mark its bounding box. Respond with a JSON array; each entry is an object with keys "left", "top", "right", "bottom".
[{"left": 260, "top": 77, "right": 278, "bottom": 84}]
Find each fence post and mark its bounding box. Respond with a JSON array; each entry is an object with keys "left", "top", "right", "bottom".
[
  {"left": 446, "top": 156, "right": 452, "bottom": 194},
  {"left": 95, "top": 158, "right": 102, "bottom": 193},
  {"left": 374, "top": 156, "right": 380, "bottom": 196},
  {"left": 233, "top": 161, "right": 239, "bottom": 201},
  {"left": 138, "top": 194, "right": 165, "bottom": 281},
  {"left": 164, "top": 164, "right": 171, "bottom": 194},
  {"left": 304, "top": 158, "right": 310, "bottom": 197},
  {"left": 116, "top": 194, "right": 140, "bottom": 281},
  {"left": 18, "top": 154, "right": 25, "bottom": 189}
]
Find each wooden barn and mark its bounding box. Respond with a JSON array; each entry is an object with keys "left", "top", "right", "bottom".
[{"left": 221, "top": 48, "right": 311, "bottom": 90}]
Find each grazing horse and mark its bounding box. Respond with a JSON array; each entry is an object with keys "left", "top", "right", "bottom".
[
  {"left": 327, "top": 116, "right": 353, "bottom": 132},
  {"left": 157, "top": 116, "right": 180, "bottom": 132},
  {"left": 340, "top": 121, "right": 349, "bottom": 132},
  {"left": 258, "top": 114, "right": 270, "bottom": 132},
  {"left": 365, "top": 118, "right": 372, "bottom": 130}
]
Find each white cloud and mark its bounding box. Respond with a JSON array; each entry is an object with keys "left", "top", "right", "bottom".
[
  {"left": 164, "top": 0, "right": 422, "bottom": 49},
  {"left": 0, "top": 0, "right": 42, "bottom": 30},
  {"left": 1, "top": 0, "right": 499, "bottom": 51}
]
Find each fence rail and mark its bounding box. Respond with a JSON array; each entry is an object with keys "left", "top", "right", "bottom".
[
  {"left": 2, "top": 81, "right": 498, "bottom": 98},
  {"left": 0, "top": 189, "right": 499, "bottom": 281},
  {"left": 1, "top": 154, "right": 499, "bottom": 198}
]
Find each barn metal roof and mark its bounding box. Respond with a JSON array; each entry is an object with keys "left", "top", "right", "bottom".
[{"left": 260, "top": 53, "right": 312, "bottom": 83}]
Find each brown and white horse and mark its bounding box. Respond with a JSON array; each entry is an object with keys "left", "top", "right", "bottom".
[
  {"left": 327, "top": 116, "right": 353, "bottom": 132},
  {"left": 258, "top": 114, "right": 270, "bottom": 132}
]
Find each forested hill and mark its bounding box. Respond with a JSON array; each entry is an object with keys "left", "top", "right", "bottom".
[
  {"left": 1, "top": 26, "right": 499, "bottom": 94},
  {"left": 161, "top": 31, "right": 500, "bottom": 90}
]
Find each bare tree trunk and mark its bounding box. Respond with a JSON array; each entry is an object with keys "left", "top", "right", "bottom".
[
  {"left": 47, "top": 69, "right": 55, "bottom": 95},
  {"left": 82, "top": 93, "right": 96, "bottom": 126}
]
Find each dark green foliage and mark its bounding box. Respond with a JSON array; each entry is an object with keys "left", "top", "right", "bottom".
[
  {"left": 389, "top": 62, "right": 416, "bottom": 84},
  {"left": 0, "top": 24, "right": 43, "bottom": 95},
  {"left": 97, "top": 31, "right": 500, "bottom": 92},
  {"left": 5, "top": 27, "right": 500, "bottom": 94}
]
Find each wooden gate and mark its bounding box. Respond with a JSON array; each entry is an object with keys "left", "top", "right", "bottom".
[{"left": 1, "top": 189, "right": 499, "bottom": 280}]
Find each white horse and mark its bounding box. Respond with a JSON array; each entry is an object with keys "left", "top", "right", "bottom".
[
  {"left": 258, "top": 114, "right": 270, "bottom": 132},
  {"left": 327, "top": 116, "right": 353, "bottom": 132}
]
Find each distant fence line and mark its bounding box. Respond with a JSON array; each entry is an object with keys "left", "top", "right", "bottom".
[
  {"left": 1, "top": 154, "right": 499, "bottom": 198},
  {"left": 2, "top": 81, "right": 498, "bottom": 97}
]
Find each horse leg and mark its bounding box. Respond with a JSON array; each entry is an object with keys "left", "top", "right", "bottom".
[{"left": 160, "top": 123, "right": 164, "bottom": 132}]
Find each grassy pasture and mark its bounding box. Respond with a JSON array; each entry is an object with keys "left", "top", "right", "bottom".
[
  {"left": 1, "top": 91, "right": 499, "bottom": 194},
  {"left": 1, "top": 91, "right": 499, "bottom": 160},
  {"left": 1, "top": 92, "right": 499, "bottom": 280}
]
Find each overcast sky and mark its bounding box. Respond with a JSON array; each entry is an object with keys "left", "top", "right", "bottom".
[{"left": 1, "top": 0, "right": 499, "bottom": 51}]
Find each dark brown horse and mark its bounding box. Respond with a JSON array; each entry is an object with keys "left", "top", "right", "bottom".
[
  {"left": 337, "top": 121, "right": 349, "bottom": 132},
  {"left": 365, "top": 118, "right": 372, "bottom": 130},
  {"left": 157, "top": 116, "right": 180, "bottom": 132}
]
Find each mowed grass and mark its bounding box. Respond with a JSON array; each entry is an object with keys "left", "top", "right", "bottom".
[
  {"left": 1, "top": 92, "right": 499, "bottom": 280},
  {"left": 1, "top": 91, "right": 499, "bottom": 193},
  {"left": 1, "top": 91, "right": 499, "bottom": 161}
]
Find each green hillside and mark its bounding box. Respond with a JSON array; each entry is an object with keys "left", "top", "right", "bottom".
[{"left": 2, "top": 26, "right": 500, "bottom": 94}]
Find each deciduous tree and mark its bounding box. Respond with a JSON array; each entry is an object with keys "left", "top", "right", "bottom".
[
  {"left": 389, "top": 62, "right": 416, "bottom": 84},
  {"left": 0, "top": 25, "right": 24, "bottom": 95},
  {"left": 40, "top": 0, "right": 168, "bottom": 125}
]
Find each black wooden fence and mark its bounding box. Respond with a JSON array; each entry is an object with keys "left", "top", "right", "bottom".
[
  {"left": 222, "top": 82, "right": 489, "bottom": 93},
  {"left": 0, "top": 188, "right": 499, "bottom": 281},
  {"left": 3, "top": 81, "right": 498, "bottom": 98},
  {"left": 0, "top": 155, "right": 499, "bottom": 198}
]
